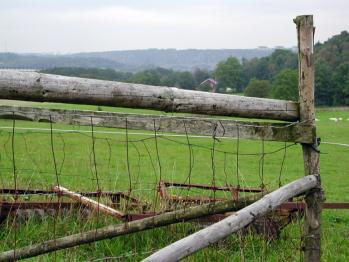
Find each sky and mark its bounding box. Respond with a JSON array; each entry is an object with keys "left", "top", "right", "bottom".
[{"left": 0, "top": 0, "right": 348, "bottom": 53}]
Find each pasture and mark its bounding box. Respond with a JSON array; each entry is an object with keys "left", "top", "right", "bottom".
[{"left": 0, "top": 100, "right": 348, "bottom": 261}]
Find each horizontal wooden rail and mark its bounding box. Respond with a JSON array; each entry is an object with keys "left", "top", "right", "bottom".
[
  {"left": 0, "top": 105, "right": 314, "bottom": 143},
  {"left": 0, "top": 70, "right": 299, "bottom": 121},
  {"left": 143, "top": 175, "right": 318, "bottom": 262}
]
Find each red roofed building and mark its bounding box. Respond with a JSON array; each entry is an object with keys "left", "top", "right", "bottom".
[{"left": 199, "top": 78, "right": 217, "bottom": 93}]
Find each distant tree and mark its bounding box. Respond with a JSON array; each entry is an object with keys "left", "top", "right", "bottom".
[
  {"left": 315, "top": 60, "right": 333, "bottom": 105},
  {"left": 158, "top": 68, "right": 177, "bottom": 86},
  {"left": 344, "top": 70, "right": 349, "bottom": 104},
  {"left": 315, "top": 31, "right": 349, "bottom": 69},
  {"left": 176, "top": 71, "right": 195, "bottom": 90},
  {"left": 242, "top": 58, "right": 269, "bottom": 85},
  {"left": 332, "top": 63, "right": 349, "bottom": 105},
  {"left": 130, "top": 70, "right": 161, "bottom": 85},
  {"left": 244, "top": 79, "right": 270, "bottom": 98},
  {"left": 142, "top": 67, "right": 177, "bottom": 86},
  {"left": 242, "top": 49, "right": 297, "bottom": 83},
  {"left": 214, "top": 57, "right": 243, "bottom": 93},
  {"left": 193, "top": 68, "right": 211, "bottom": 87},
  {"left": 41, "top": 67, "right": 132, "bottom": 82},
  {"left": 40, "top": 29, "right": 349, "bottom": 106},
  {"left": 270, "top": 69, "right": 298, "bottom": 101}
]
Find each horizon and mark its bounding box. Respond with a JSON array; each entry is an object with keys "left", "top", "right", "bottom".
[
  {"left": 1, "top": 0, "right": 348, "bottom": 53},
  {"left": 2, "top": 46, "right": 289, "bottom": 55}
]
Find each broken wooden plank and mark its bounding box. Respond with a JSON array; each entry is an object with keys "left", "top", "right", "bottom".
[
  {"left": 0, "top": 105, "right": 314, "bottom": 143},
  {"left": 52, "top": 185, "right": 125, "bottom": 220},
  {"left": 0, "top": 70, "right": 299, "bottom": 121}
]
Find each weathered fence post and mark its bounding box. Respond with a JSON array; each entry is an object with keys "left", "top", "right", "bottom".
[{"left": 294, "top": 15, "right": 323, "bottom": 261}]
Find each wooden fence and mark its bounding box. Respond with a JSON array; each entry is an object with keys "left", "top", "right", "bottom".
[{"left": 0, "top": 15, "right": 322, "bottom": 262}]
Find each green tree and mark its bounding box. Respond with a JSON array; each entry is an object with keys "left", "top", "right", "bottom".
[
  {"left": 176, "top": 71, "right": 195, "bottom": 90},
  {"left": 270, "top": 69, "right": 298, "bottom": 101},
  {"left": 315, "top": 31, "right": 349, "bottom": 69},
  {"left": 130, "top": 70, "right": 161, "bottom": 85},
  {"left": 242, "top": 49, "right": 297, "bottom": 83},
  {"left": 332, "top": 63, "right": 349, "bottom": 105},
  {"left": 149, "top": 67, "right": 177, "bottom": 86},
  {"left": 244, "top": 79, "right": 270, "bottom": 98},
  {"left": 214, "top": 57, "right": 243, "bottom": 93},
  {"left": 344, "top": 70, "right": 349, "bottom": 104},
  {"left": 193, "top": 68, "right": 211, "bottom": 87},
  {"left": 41, "top": 67, "right": 132, "bottom": 82},
  {"left": 315, "top": 60, "right": 333, "bottom": 105}
]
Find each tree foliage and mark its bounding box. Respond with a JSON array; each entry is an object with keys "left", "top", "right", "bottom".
[
  {"left": 242, "top": 49, "right": 297, "bottom": 83},
  {"left": 41, "top": 31, "right": 349, "bottom": 105},
  {"left": 42, "top": 67, "right": 201, "bottom": 90},
  {"left": 193, "top": 68, "right": 210, "bottom": 86},
  {"left": 41, "top": 67, "right": 132, "bottom": 82},
  {"left": 315, "top": 60, "right": 333, "bottom": 105},
  {"left": 269, "top": 69, "right": 298, "bottom": 101},
  {"left": 241, "top": 31, "right": 349, "bottom": 105},
  {"left": 244, "top": 79, "right": 270, "bottom": 98},
  {"left": 214, "top": 57, "right": 243, "bottom": 93},
  {"left": 332, "top": 62, "right": 349, "bottom": 105},
  {"left": 314, "top": 31, "right": 349, "bottom": 105}
]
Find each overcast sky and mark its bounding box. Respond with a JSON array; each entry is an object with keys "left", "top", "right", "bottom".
[{"left": 0, "top": 0, "right": 348, "bottom": 53}]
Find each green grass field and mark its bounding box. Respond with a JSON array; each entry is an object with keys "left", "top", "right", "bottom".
[{"left": 0, "top": 100, "right": 348, "bottom": 261}]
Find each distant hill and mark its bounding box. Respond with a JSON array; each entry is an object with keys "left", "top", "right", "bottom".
[
  {"left": 0, "top": 48, "right": 274, "bottom": 72},
  {"left": 73, "top": 48, "right": 274, "bottom": 71},
  {"left": 0, "top": 53, "right": 128, "bottom": 71}
]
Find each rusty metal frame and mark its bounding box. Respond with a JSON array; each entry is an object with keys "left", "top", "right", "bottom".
[
  {"left": 1, "top": 186, "right": 348, "bottom": 226},
  {"left": 0, "top": 188, "right": 151, "bottom": 222},
  {"left": 157, "top": 180, "right": 265, "bottom": 204}
]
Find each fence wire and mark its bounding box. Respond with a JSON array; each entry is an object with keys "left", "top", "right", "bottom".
[{"left": 0, "top": 109, "right": 308, "bottom": 261}]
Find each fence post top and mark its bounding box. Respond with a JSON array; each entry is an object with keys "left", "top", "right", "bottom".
[{"left": 293, "top": 15, "right": 313, "bottom": 26}]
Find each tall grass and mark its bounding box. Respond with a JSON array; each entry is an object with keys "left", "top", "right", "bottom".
[{"left": 0, "top": 102, "right": 348, "bottom": 261}]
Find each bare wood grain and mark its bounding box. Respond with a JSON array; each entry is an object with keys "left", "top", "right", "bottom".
[
  {"left": 294, "top": 14, "right": 323, "bottom": 262},
  {"left": 0, "top": 70, "right": 299, "bottom": 121},
  {"left": 0, "top": 105, "right": 313, "bottom": 143}
]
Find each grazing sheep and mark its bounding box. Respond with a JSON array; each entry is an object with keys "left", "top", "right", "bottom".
[
  {"left": 338, "top": 117, "right": 343, "bottom": 121},
  {"left": 329, "top": 117, "right": 338, "bottom": 122}
]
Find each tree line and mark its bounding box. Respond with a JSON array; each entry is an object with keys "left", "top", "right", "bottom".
[
  {"left": 41, "top": 67, "right": 213, "bottom": 91},
  {"left": 42, "top": 30, "right": 349, "bottom": 106},
  {"left": 242, "top": 30, "right": 349, "bottom": 106}
]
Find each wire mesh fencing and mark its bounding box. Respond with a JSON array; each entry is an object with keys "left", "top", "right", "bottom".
[{"left": 0, "top": 109, "right": 307, "bottom": 261}]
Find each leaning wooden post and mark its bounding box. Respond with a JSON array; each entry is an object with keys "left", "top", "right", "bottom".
[
  {"left": 143, "top": 175, "right": 318, "bottom": 262},
  {"left": 294, "top": 15, "right": 323, "bottom": 261}
]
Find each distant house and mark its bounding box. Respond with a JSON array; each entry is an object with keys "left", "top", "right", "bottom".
[{"left": 199, "top": 78, "right": 217, "bottom": 92}]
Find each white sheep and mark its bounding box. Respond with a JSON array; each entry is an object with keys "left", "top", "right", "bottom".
[{"left": 329, "top": 117, "right": 338, "bottom": 122}]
